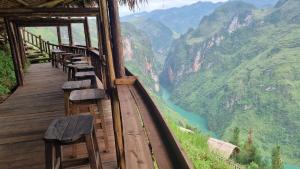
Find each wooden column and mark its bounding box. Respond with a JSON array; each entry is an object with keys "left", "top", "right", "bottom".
[
  {"left": 4, "top": 18, "right": 23, "bottom": 86},
  {"left": 98, "top": 0, "right": 125, "bottom": 169},
  {"left": 68, "top": 23, "right": 73, "bottom": 46},
  {"left": 84, "top": 17, "right": 91, "bottom": 48},
  {"left": 108, "top": 0, "right": 125, "bottom": 78},
  {"left": 96, "top": 15, "right": 107, "bottom": 90},
  {"left": 16, "top": 27, "right": 26, "bottom": 69},
  {"left": 56, "top": 26, "right": 61, "bottom": 45}
]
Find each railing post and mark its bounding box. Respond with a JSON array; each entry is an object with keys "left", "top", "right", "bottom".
[{"left": 38, "top": 35, "right": 43, "bottom": 52}]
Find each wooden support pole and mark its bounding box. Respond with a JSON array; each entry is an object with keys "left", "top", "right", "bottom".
[
  {"left": 98, "top": 0, "right": 125, "bottom": 169},
  {"left": 68, "top": 23, "right": 73, "bottom": 46},
  {"left": 56, "top": 26, "right": 61, "bottom": 45},
  {"left": 16, "top": 27, "right": 26, "bottom": 69},
  {"left": 108, "top": 0, "right": 125, "bottom": 78},
  {"left": 4, "top": 18, "right": 23, "bottom": 86},
  {"left": 84, "top": 17, "right": 91, "bottom": 48}
]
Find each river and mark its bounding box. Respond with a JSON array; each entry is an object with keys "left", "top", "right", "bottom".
[{"left": 160, "top": 87, "right": 299, "bottom": 169}]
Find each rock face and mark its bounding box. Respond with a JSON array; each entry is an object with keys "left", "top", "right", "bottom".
[
  {"left": 161, "top": 2, "right": 255, "bottom": 88},
  {"left": 121, "top": 22, "right": 161, "bottom": 92},
  {"left": 160, "top": 0, "right": 300, "bottom": 165}
]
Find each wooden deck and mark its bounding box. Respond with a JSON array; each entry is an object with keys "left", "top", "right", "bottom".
[{"left": 0, "top": 63, "right": 117, "bottom": 169}]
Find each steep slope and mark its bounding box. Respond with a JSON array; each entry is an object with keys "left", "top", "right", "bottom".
[
  {"left": 121, "top": 22, "right": 160, "bottom": 91},
  {"left": 126, "top": 18, "right": 174, "bottom": 71},
  {"left": 160, "top": 0, "right": 300, "bottom": 165}
]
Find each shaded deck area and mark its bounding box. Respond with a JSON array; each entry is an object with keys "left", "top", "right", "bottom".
[{"left": 0, "top": 63, "right": 117, "bottom": 169}]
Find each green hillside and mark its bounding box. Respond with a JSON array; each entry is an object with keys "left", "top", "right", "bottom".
[
  {"left": 161, "top": 0, "right": 300, "bottom": 166},
  {"left": 0, "top": 48, "right": 16, "bottom": 96}
]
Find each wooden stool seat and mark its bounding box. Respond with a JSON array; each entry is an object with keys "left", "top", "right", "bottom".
[
  {"left": 69, "top": 89, "right": 106, "bottom": 104},
  {"left": 62, "top": 80, "right": 91, "bottom": 91},
  {"left": 44, "top": 115, "right": 103, "bottom": 169},
  {"left": 75, "top": 71, "right": 96, "bottom": 87},
  {"left": 76, "top": 65, "right": 95, "bottom": 72},
  {"left": 44, "top": 115, "right": 94, "bottom": 144},
  {"left": 73, "top": 61, "right": 89, "bottom": 65},
  {"left": 62, "top": 80, "right": 92, "bottom": 116},
  {"left": 72, "top": 57, "right": 88, "bottom": 62}
]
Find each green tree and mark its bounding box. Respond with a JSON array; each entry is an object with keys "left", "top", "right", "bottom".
[
  {"left": 230, "top": 127, "right": 240, "bottom": 146},
  {"left": 248, "top": 162, "right": 259, "bottom": 169},
  {"left": 272, "top": 146, "right": 284, "bottom": 169}
]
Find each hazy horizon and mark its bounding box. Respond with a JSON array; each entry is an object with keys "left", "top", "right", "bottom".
[{"left": 119, "top": 0, "right": 227, "bottom": 16}]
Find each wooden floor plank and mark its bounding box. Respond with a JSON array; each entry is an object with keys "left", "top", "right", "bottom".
[{"left": 0, "top": 63, "right": 117, "bottom": 169}]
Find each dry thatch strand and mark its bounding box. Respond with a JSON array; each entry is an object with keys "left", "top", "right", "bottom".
[{"left": 119, "top": 0, "right": 148, "bottom": 10}]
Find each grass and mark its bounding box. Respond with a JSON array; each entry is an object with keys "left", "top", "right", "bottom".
[
  {"left": 0, "top": 49, "right": 16, "bottom": 95},
  {"left": 148, "top": 90, "right": 233, "bottom": 169}
]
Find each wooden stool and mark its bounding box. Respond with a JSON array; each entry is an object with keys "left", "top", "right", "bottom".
[
  {"left": 51, "top": 49, "right": 66, "bottom": 68},
  {"left": 75, "top": 71, "right": 96, "bottom": 87},
  {"left": 69, "top": 89, "right": 109, "bottom": 152},
  {"left": 62, "top": 80, "right": 91, "bottom": 116},
  {"left": 44, "top": 115, "right": 103, "bottom": 169},
  {"left": 61, "top": 53, "right": 73, "bottom": 70}
]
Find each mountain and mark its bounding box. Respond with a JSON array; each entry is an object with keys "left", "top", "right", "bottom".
[
  {"left": 121, "top": 22, "right": 160, "bottom": 91},
  {"left": 122, "top": 2, "right": 222, "bottom": 34},
  {"left": 160, "top": 0, "right": 300, "bottom": 166},
  {"left": 123, "top": 18, "right": 174, "bottom": 72},
  {"left": 234, "top": 0, "right": 278, "bottom": 8}
]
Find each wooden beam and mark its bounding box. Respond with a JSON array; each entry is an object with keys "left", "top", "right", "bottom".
[
  {"left": 14, "top": 18, "right": 85, "bottom": 27},
  {"left": 108, "top": 0, "right": 125, "bottom": 78},
  {"left": 0, "top": 8, "right": 99, "bottom": 17},
  {"left": 115, "top": 76, "right": 137, "bottom": 85}
]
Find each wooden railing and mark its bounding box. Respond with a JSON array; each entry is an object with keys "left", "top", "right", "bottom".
[{"left": 22, "top": 30, "right": 59, "bottom": 56}]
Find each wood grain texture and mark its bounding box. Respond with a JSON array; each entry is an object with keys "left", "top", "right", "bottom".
[{"left": 0, "top": 63, "right": 117, "bottom": 169}]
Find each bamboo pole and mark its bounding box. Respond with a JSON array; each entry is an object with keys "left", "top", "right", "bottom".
[
  {"left": 98, "top": 0, "right": 125, "bottom": 168},
  {"left": 68, "top": 23, "right": 73, "bottom": 46},
  {"left": 108, "top": 0, "right": 125, "bottom": 78},
  {"left": 84, "top": 17, "right": 91, "bottom": 48},
  {"left": 5, "top": 18, "right": 23, "bottom": 86},
  {"left": 56, "top": 26, "right": 61, "bottom": 45}
]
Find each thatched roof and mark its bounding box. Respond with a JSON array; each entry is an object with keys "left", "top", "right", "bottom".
[
  {"left": 208, "top": 138, "right": 240, "bottom": 159},
  {"left": 0, "top": 0, "right": 146, "bottom": 9}
]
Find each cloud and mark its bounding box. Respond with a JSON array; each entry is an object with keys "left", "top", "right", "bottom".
[{"left": 119, "top": 0, "right": 228, "bottom": 16}]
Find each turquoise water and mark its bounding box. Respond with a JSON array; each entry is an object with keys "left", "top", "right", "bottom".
[
  {"left": 160, "top": 87, "right": 300, "bottom": 169},
  {"left": 161, "top": 87, "right": 217, "bottom": 137}
]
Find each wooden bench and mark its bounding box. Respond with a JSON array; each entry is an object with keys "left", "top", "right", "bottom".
[{"left": 44, "top": 115, "right": 102, "bottom": 169}]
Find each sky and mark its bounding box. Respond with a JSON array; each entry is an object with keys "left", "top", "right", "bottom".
[{"left": 119, "top": 0, "right": 228, "bottom": 16}]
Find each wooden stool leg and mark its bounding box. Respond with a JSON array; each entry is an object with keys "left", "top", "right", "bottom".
[
  {"left": 96, "top": 100, "right": 109, "bottom": 152},
  {"left": 85, "top": 134, "right": 98, "bottom": 169},
  {"left": 71, "top": 103, "right": 80, "bottom": 158},
  {"left": 92, "top": 128, "right": 103, "bottom": 169},
  {"left": 55, "top": 145, "right": 63, "bottom": 169},
  {"left": 63, "top": 92, "right": 70, "bottom": 116},
  {"left": 45, "top": 141, "right": 54, "bottom": 169}
]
